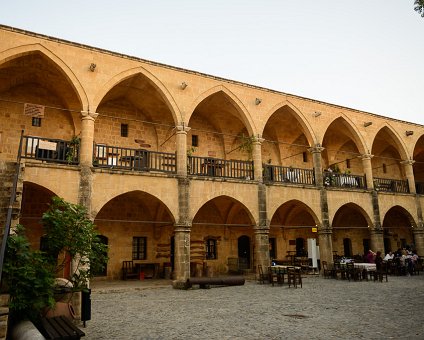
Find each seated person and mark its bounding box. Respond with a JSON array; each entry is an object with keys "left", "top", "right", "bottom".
[{"left": 384, "top": 251, "right": 394, "bottom": 261}]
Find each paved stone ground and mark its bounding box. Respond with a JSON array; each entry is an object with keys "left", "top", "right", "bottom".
[{"left": 83, "top": 274, "right": 424, "bottom": 339}]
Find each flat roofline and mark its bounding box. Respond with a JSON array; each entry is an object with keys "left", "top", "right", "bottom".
[{"left": 0, "top": 24, "right": 422, "bottom": 128}]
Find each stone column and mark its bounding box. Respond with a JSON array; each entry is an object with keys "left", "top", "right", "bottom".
[
  {"left": 255, "top": 182, "right": 269, "bottom": 270},
  {"left": 79, "top": 111, "right": 98, "bottom": 167},
  {"left": 172, "top": 222, "right": 191, "bottom": 284},
  {"left": 308, "top": 145, "right": 325, "bottom": 187},
  {"left": 413, "top": 229, "right": 424, "bottom": 257},
  {"left": 78, "top": 112, "right": 98, "bottom": 213},
  {"left": 360, "top": 154, "right": 374, "bottom": 189},
  {"left": 308, "top": 145, "right": 334, "bottom": 264},
  {"left": 173, "top": 176, "right": 191, "bottom": 287},
  {"left": 252, "top": 136, "right": 264, "bottom": 182},
  {"left": 317, "top": 228, "right": 333, "bottom": 265},
  {"left": 175, "top": 124, "right": 191, "bottom": 177},
  {"left": 401, "top": 160, "right": 416, "bottom": 194},
  {"left": 253, "top": 224, "right": 270, "bottom": 270},
  {"left": 370, "top": 228, "right": 384, "bottom": 253}
]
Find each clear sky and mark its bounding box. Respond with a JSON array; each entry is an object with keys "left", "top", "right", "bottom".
[{"left": 1, "top": 1, "right": 423, "bottom": 125}]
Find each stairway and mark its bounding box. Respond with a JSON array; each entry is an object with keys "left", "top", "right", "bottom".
[{"left": 0, "top": 161, "right": 24, "bottom": 239}]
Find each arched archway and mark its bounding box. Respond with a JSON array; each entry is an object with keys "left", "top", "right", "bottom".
[
  {"left": 371, "top": 126, "right": 409, "bottom": 182},
  {"left": 413, "top": 134, "right": 424, "bottom": 194},
  {"left": 191, "top": 195, "right": 255, "bottom": 275},
  {"left": 20, "top": 182, "right": 57, "bottom": 250},
  {"left": 262, "top": 104, "right": 315, "bottom": 183},
  {"left": 0, "top": 49, "right": 84, "bottom": 161},
  {"left": 270, "top": 200, "right": 319, "bottom": 261},
  {"left": 187, "top": 89, "right": 254, "bottom": 161},
  {"left": 332, "top": 203, "right": 372, "bottom": 259},
  {"left": 94, "top": 191, "right": 175, "bottom": 279},
  {"left": 382, "top": 206, "right": 416, "bottom": 253},
  {"left": 94, "top": 72, "right": 178, "bottom": 155}
]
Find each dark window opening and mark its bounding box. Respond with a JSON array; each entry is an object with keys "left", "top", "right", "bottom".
[
  {"left": 205, "top": 238, "right": 217, "bottom": 259},
  {"left": 121, "top": 123, "right": 128, "bottom": 137},
  {"left": 382, "top": 163, "right": 387, "bottom": 173},
  {"left": 192, "top": 135, "right": 198, "bottom": 147},
  {"left": 346, "top": 159, "right": 351, "bottom": 169},
  {"left": 132, "top": 237, "right": 147, "bottom": 260},
  {"left": 32, "top": 117, "right": 42, "bottom": 127},
  {"left": 302, "top": 152, "right": 308, "bottom": 162}
]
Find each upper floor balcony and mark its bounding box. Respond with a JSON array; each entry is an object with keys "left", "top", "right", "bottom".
[{"left": 18, "top": 135, "right": 419, "bottom": 195}]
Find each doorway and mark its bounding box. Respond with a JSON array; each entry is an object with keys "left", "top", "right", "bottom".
[{"left": 238, "top": 236, "right": 251, "bottom": 270}]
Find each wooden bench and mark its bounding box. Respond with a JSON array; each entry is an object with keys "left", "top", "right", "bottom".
[
  {"left": 40, "top": 315, "right": 85, "bottom": 339},
  {"left": 122, "top": 260, "right": 139, "bottom": 280}
]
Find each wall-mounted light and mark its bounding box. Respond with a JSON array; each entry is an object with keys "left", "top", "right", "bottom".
[
  {"left": 89, "top": 63, "right": 96, "bottom": 72},
  {"left": 406, "top": 130, "right": 414, "bottom": 136},
  {"left": 363, "top": 122, "right": 372, "bottom": 127},
  {"left": 181, "top": 82, "right": 188, "bottom": 90},
  {"left": 313, "top": 111, "right": 321, "bottom": 117},
  {"left": 255, "top": 98, "right": 262, "bottom": 105}
]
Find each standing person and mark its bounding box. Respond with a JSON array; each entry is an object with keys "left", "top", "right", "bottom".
[
  {"left": 367, "top": 250, "right": 376, "bottom": 263},
  {"left": 375, "top": 251, "right": 383, "bottom": 270}
]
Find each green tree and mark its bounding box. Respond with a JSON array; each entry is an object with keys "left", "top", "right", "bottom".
[
  {"left": 415, "top": 0, "right": 424, "bottom": 17},
  {"left": 3, "top": 224, "right": 55, "bottom": 324},
  {"left": 2, "top": 197, "right": 108, "bottom": 325},
  {"left": 41, "top": 196, "right": 108, "bottom": 289}
]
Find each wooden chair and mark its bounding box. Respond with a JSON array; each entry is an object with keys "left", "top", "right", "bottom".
[
  {"left": 268, "top": 266, "right": 280, "bottom": 286},
  {"left": 287, "top": 267, "right": 302, "bottom": 288},
  {"left": 257, "top": 265, "right": 268, "bottom": 284},
  {"left": 122, "top": 260, "right": 139, "bottom": 280},
  {"left": 322, "top": 261, "right": 333, "bottom": 279}
]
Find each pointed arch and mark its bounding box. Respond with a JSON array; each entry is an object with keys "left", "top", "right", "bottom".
[
  {"left": 0, "top": 43, "right": 88, "bottom": 111},
  {"left": 264, "top": 100, "right": 317, "bottom": 146},
  {"left": 372, "top": 123, "right": 410, "bottom": 160},
  {"left": 187, "top": 85, "right": 256, "bottom": 136},
  {"left": 92, "top": 66, "right": 181, "bottom": 125},
  {"left": 331, "top": 203, "right": 373, "bottom": 229},
  {"left": 191, "top": 194, "right": 257, "bottom": 227},
  {"left": 270, "top": 199, "right": 320, "bottom": 227},
  {"left": 323, "top": 113, "right": 368, "bottom": 155}
]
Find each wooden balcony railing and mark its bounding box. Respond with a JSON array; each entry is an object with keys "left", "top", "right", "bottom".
[
  {"left": 93, "top": 144, "right": 176, "bottom": 173},
  {"left": 188, "top": 156, "right": 254, "bottom": 180},
  {"left": 323, "top": 171, "right": 366, "bottom": 189},
  {"left": 263, "top": 165, "right": 315, "bottom": 185},
  {"left": 416, "top": 182, "right": 424, "bottom": 195},
  {"left": 20, "top": 135, "right": 80, "bottom": 165},
  {"left": 373, "top": 177, "right": 409, "bottom": 193}
]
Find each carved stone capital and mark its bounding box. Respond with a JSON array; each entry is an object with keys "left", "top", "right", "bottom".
[
  {"left": 360, "top": 153, "right": 374, "bottom": 160},
  {"left": 308, "top": 145, "right": 325, "bottom": 154},
  {"left": 400, "top": 159, "right": 415, "bottom": 166},
  {"left": 80, "top": 111, "right": 98, "bottom": 121},
  {"left": 176, "top": 124, "right": 191, "bottom": 133}
]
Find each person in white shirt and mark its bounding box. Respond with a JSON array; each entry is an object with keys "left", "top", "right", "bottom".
[{"left": 383, "top": 252, "right": 394, "bottom": 261}]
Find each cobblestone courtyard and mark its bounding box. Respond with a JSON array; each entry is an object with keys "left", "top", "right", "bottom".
[{"left": 84, "top": 274, "right": 424, "bottom": 339}]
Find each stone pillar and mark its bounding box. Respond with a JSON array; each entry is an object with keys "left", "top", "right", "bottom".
[
  {"left": 252, "top": 136, "right": 264, "bottom": 182},
  {"left": 360, "top": 154, "right": 374, "bottom": 189},
  {"left": 175, "top": 124, "right": 191, "bottom": 177},
  {"left": 401, "top": 160, "right": 416, "bottom": 194},
  {"left": 317, "top": 228, "right": 333, "bottom": 265},
  {"left": 173, "top": 222, "right": 191, "bottom": 283},
  {"left": 308, "top": 145, "right": 333, "bottom": 264},
  {"left": 308, "top": 145, "right": 325, "bottom": 187},
  {"left": 254, "top": 182, "right": 269, "bottom": 270},
  {"left": 370, "top": 229, "right": 384, "bottom": 253},
  {"left": 253, "top": 224, "right": 270, "bottom": 270},
  {"left": 79, "top": 111, "right": 98, "bottom": 167},
  {"left": 173, "top": 176, "right": 191, "bottom": 287},
  {"left": 413, "top": 229, "right": 424, "bottom": 257}
]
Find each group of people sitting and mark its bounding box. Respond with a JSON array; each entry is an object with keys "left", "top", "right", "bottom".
[{"left": 365, "top": 248, "right": 420, "bottom": 275}]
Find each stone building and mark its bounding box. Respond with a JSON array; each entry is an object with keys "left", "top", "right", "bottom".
[{"left": 1, "top": 24, "right": 423, "bottom": 284}]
